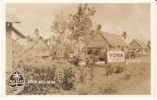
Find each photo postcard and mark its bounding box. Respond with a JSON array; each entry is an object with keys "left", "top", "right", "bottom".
[{"left": 3, "top": 0, "right": 155, "bottom": 96}]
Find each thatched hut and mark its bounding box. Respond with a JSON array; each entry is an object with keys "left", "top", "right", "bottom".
[
  {"left": 87, "top": 31, "right": 128, "bottom": 61},
  {"left": 22, "top": 37, "right": 51, "bottom": 61},
  {"left": 129, "top": 39, "right": 149, "bottom": 56}
]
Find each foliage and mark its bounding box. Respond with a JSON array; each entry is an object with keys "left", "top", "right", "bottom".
[
  {"left": 89, "top": 67, "right": 95, "bottom": 81},
  {"left": 121, "top": 31, "right": 127, "bottom": 39},
  {"left": 62, "top": 67, "right": 76, "bottom": 90},
  {"left": 51, "top": 13, "right": 67, "bottom": 59},
  {"left": 11, "top": 60, "right": 76, "bottom": 94},
  {"left": 104, "top": 64, "right": 113, "bottom": 76},
  {"left": 67, "top": 3, "right": 96, "bottom": 40},
  {"left": 147, "top": 40, "right": 151, "bottom": 50},
  {"left": 34, "top": 28, "right": 40, "bottom": 38},
  {"left": 18, "top": 64, "right": 56, "bottom": 95},
  {"left": 51, "top": 14, "right": 67, "bottom": 35},
  {"left": 78, "top": 66, "right": 87, "bottom": 82},
  {"left": 104, "top": 63, "right": 126, "bottom": 76}
]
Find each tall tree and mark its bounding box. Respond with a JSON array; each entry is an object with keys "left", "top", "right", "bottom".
[
  {"left": 51, "top": 14, "right": 67, "bottom": 36},
  {"left": 67, "top": 3, "right": 96, "bottom": 56},
  {"left": 51, "top": 12, "right": 67, "bottom": 58}
]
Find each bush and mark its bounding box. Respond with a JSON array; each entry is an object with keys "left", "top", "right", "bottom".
[
  {"left": 11, "top": 60, "right": 76, "bottom": 94},
  {"left": 104, "top": 64, "right": 113, "bottom": 76},
  {"left": 18, "top": 65, "right": 56, "bottom": 95},
  {"left": 89, "top": 67, "right": 95, "bottom": 81},
  {"left": 78, "top": 67, "right": 87, "bottom": 83},
  {"left": 54, "top": 70, "right": 64, "bottom": 90},
  {"left": 113, "top": 65, "right": 124, "bottom": 73},
  {"left": 62, "top": 67, "right": 76, "bottom": 90}
]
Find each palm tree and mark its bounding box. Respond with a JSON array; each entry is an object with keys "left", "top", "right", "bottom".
[
  {"left": 147, "top": 40, "right": 151, "bottom": 50},
  {"left": 122, "top": 31, "right": 127, "bottom": 39},
  {"left": 34, "top": 28, "right": 40, "bottom": 39},
  {"left": 96, "top": 24, "right": 101, "bottom": 31}
]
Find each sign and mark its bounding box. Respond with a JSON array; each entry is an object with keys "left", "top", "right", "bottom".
[{"left": 107, "top": 51, "right": 125, "bottom": 62}]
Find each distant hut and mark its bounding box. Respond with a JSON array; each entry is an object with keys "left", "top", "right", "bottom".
[
  {"left": 87, "top": 31, "right": 128, "bottom": 61},
  {"left": 6, "top": 13, "right": 26, "bottom": 72},
  {"left": 22, "top": 37, "right": 51, "bottom": 61},
  {"left": 129, "top": 39, "right": 149, "bottom": 56},
  {"left": 12, "top": 41, "right": 24, "bottom": 59}
]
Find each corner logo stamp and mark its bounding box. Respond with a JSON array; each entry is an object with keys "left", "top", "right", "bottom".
[{"left": 9, "top": 71, "right": 25, "bottom": 94}]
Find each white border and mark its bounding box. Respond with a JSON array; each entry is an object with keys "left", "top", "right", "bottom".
[
  {"left": 0, "top": 0, "right": 2, "bottom": 98},
  {"left": 3, "top": 0, "right": 155, "bottom": 3},
  {"left": 1, "top": 0, "right": 156, "bottom": 100}
]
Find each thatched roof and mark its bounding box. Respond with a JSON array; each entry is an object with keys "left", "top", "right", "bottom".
[
  {"left": 6, "top": 13, "right": 20, "bottom": 23},
  {"left": 129, "top": 39, "right": 148, "bottom": 49},
  {"left": 87, "top": 31, "right": 127, "bottom": 47},
  {"left": 101, "top": 31, "right": 127, "bottom": 47},
  {"left": 22, "top": 37, "right": 50, "bottom": 56}
]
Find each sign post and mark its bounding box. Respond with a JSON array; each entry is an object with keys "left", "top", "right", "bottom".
[{"left": 107, "top": 51, "right": 125, "bottom": 63}]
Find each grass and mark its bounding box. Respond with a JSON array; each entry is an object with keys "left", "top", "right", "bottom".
[{"left": 7, "top": 58, "right": 150, "bottom": 95}]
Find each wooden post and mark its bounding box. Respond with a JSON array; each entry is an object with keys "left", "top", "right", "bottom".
[{"left": 6, "top": 23, "right": 13, "bottom": 72}]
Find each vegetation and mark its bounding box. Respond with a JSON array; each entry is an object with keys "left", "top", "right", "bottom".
[
  {"left": 67, "top": 3, "right": 97, "bottom": 56},
  {"left": 8, "top": 3, "right": 151, "bottom": 95},
  {"left": 7, "top": 57, "right": 150, "bottom": 95},
  {"left": 121, "top": 31, "right": 127, "bottom": 39}
]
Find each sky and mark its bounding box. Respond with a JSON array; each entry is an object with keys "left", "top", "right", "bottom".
[{"left": 7, "top": 3, "right": 150, "bottom": 44}]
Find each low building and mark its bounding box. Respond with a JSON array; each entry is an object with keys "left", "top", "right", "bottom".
[
  {"left": 129, "top": 39, "right": 149, "bottom": 56},
  {"left": 22, "top": 37, "right": 51, "bottom": 60},
  {"left": 86, "top": 31, "right": 128, "bottom": 61}
]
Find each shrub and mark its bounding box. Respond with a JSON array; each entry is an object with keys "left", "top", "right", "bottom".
[
  {"left": 113, "top": 65, "right": 125, "bottom": 74},
  {"left": 89, "top": 67, "right": 95, "bottom": 81},
  {"left": 79, "top": 67, "right": 87, "bottom": 83},
  {"left": 104, "top": 64, "right": 113, "bottom": 76},
  {"left": 62, "top": 67, "right": 76, "bottom": 90},
  {"left": 54, "top": 70, "right": 64, "bottom": 90},
  {"left": 18, "top": 65, "right": 56, "bottom": 95}
]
